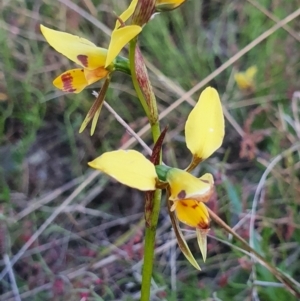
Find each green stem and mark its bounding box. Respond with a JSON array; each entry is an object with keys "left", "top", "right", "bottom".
[
  {"left": 129, "top": 38, "right": 162, "bottom": 301},
  {"left": 150, "top": 122, "right": 161, "bottom": 145},
  {"left": 140, "top": 189, "right": 161, "bottom": 301}
]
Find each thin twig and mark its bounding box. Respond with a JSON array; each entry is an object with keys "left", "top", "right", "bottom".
[
  {"left": 93, "top": 91, "right": 152, "bottom": 155},
  {"left": 247, "top": 0, "right": 300, "bottom": 42},
  {"left": 3, "top": 254, "right": 21, "bottom": 301}
]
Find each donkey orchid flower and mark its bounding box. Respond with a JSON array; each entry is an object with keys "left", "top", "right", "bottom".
[
  {"left": 40, "top": 24, "right": 132, "bottom": 135},
  {"left": 40, "top": 25, "right": 111, "bottom": 94},
  {"left": 88, "top": 87, "right": 225, "bottom": 268}
]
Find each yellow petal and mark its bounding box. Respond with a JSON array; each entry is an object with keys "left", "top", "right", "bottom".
[
  {"left": 168, "top": 198, "right": 201, "bottom": 270},
  {"left": 105, "top": 25, "right": 142, "bottom": 68},
  {"left": 167, "top": 168, "right": 213, "bottom": 202},
  {"left": 84, "top": 67, "right": 109, "bottom": 85},
  {"left": 175, "top": 199, "right": 210, "bottom": 229},
  {"left": 88, "top": 150, "right": 157, "bottom": 190},
  {"left": 196, "top": 228, "right": 209, "bottom": 262},
  {"left": 53, "top": 69, "right": 88, "bottom": 93},
  {"left": 115, "top": 0, "right": 138, "bottom": 29},
  {"left": 40, "top": 25, "right": 108, "bottom": 69},
  {"left": 185, "top": 87, "right": 225, "bottom": 161},
  {"left": 155, "top": 0, "right": 186, "bottom": 11}
]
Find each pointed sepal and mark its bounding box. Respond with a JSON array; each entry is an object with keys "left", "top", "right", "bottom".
[
  {"left": 150, "top": 126, "right": 168, "bottom": 165},
  {"left": 196, "top": 228, "right": 209, "bottom": 262},
  {"left": 167, "top": 196, "right": 201, "bottom": 270},
  {"left": 79, "top": 76, "right": 111, "bottom": 135}
]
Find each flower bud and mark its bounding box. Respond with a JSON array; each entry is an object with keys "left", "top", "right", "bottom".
[
  {"left": 132, "top": 0, "right": 156, "bottom": 26},
  {"left": 134, "top": 46, "right": 159, "bottom": 124},
  {"left": 155, "top": 0, "right": 186, "bottom": 12}
]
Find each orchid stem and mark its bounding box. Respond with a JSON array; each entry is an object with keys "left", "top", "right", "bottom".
[{"left": 129, "top": 38, "right": 162, "bottom": 301}]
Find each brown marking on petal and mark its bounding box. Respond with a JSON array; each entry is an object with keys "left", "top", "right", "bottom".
[
  {"left": 61, "top": 73, "right": 76, "bottom": 93},
  {"left": 197, "top": 222, "right": 210, "bottom": 229},
  {"left": 177, "top": 190, "right": 186, "bottom": 199},
  {"left": 181, "top": 201, "right": 188, "bottom": 207},
  {"left": 77, "top": 55, "right": 88, "bottom": 67},
  {"left": 191, "top": 203, "right": 198, "bottom": 209}
]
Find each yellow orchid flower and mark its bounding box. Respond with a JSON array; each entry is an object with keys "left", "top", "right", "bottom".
[
  {"left": 40, "top": 24, "right": 132, "bottom": 135},
  {"left": 89, "top": 87, "right": 225, "bottom": 268},
  {"left": 234, "top": 65, "right": 257, "bottom": 91},
  {"left": 40, "top": 24, "right": 111, "bottom": 94},
  {"left": 88, "top": 150, "right": 213, "bottom": 264},
  {"left": 156, "top": 165, "right": 213, "bottom": 264},
  {"left": 105, "top": 0, "right": 142, "bottom": 67},
  {"left": 155, "top": 0, "right": 186, "bottom": 11}
]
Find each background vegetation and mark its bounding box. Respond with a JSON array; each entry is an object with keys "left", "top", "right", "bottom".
[{"left": 1, "top": 0, "right": 300, "bottom": 300}]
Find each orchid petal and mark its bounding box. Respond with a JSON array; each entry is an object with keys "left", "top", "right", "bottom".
[
  {"left": 167, "top": 168, "right": 213, "bottom": 202},
  {"left": 53, "top": 69, "right": 88, "bottom": 93},
  {"left": 185, "top": 87, "right": 225, "bottom": 161},
  {"left": 84, "top": 67, "right": 109, "bottom": 85},
  {"left": 168, "top": 198, "right": 201, "bottom": 270},
  {"left": 105, "top": 25, "right": 142, "bottom": 68},
  {"left": 175, "top": 199, "right": 210, "bottom": 229},
  {"left": 88, "top": 150, "right": 157, "bottom": 190},
  {"left": 40, "top": 25, "right": 108, "bottom": 70},
  {"left": 116, "top": 0, "right": 139, "bottom": 29}
]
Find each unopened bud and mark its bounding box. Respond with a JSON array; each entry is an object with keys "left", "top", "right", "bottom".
[
  {"left": 132, "top": 0, "right": 156, "bottom": 26},
  {"left": 155, "top": 0, "right": 186, "bottom": 12}
]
